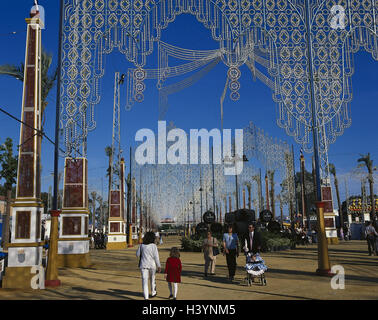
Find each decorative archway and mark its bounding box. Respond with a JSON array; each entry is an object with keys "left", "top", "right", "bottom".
[
  {"left": 57, "top": 0, "right": 378, "bottom": 266},
  {"left": 60, "top": 0, "right": 378, "bottom": 162}
]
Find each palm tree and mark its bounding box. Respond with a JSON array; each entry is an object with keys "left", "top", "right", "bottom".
[
  {"left": 284, "top": 152, "right": 295, "bottom": 220},
  {"left": 268, "top": 170, "right": 275, "bottom": 218},
  {"left": 328, "top": 163, "right": 344, "bottom": 233},
  {"left": 243, "top": 181, "right": 252, "bottom": 209},
  {"left": 357, "top": 153, "right": 376, "bottom": 220},
  {"left": 0, "top": 138, "right": 18, "bottom": 249},
  {"left": 252, "top": 173, "right": 263, "bottom": 213},
  {"left": 0, "top": 49, "right": 58, "bottom": 126},
  {"left": 90, "top": 191, "right": 101, "bottom": 234}
]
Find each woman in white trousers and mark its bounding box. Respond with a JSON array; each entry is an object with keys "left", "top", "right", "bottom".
[{"left": 136, "top": 231, "right": 161, "bottom": 299}]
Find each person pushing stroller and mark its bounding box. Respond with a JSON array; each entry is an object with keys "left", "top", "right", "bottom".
[
  {"left": 242, "top": 223, "right": 262, "bottom": 255},
  {"left": 242, "top": 223, "right": 268, "bottom": 285}
]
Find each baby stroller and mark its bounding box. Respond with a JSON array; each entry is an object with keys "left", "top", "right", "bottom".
[{"left": 244, "top": 252, "right": 267, "bottom": 286}]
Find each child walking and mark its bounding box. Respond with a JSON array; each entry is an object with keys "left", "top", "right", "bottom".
[{"left": 164, "top": 247, "right": 182, "bottom": 300}]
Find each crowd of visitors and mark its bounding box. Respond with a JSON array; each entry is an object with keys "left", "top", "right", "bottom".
[
  {"left": 89, "top": 230, "right": 107, "bottom": 249},
  {"left": 133, "top": 217, "right": 378, "bottom": 299}
]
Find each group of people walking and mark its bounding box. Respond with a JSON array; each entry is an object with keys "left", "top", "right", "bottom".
[
  {"left": 136, "top": 223, "right": 263, "bottom": 299},
  {"left": 136, "top": 231, "right": 182, "bottom": 300},
  {"left": 207, "top": 223, "right": 261, "bottom": 281},
  {"left": 89, "top": 230, "right": 106, "bottom": 249}
]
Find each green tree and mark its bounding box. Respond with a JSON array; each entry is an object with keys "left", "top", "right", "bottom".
[
  {"left": 281, "top": 170, "right": 316, "bottom": 220},
  {"left": 0, "top": 185, "right": 16, "bottom": 199},
  {"left": 0, "top": 138, "right": 18, "bottom": 248},
  {"left": 0, "top": 49, "right": 58, "bottom": 125},
  {"left": 357, "top": 153, "right": 376, "bottom": 220},
  {"left": 40, "top": 192, "right": 49, "bottom": 212}
]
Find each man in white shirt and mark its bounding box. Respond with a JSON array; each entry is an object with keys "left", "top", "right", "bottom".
[
  {"left": 243, "top": 223, "right": 262, "bottom": 254},
  {"left": 136, "top": 231, "right": 161, "bottom": 299}
]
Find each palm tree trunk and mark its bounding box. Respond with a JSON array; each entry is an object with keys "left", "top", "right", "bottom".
[
  {"left": 368, "top": 173, "right": 375, "bottom": 220},
  {"left": 269, "top": 172, "right": 275, "bottom": 218},
  {"left": 258, "top": 175, "right": 263, "bottom": 213},
  {"left": 90, "top": 192, "right": 97, "bottom": 234},
  {"left": 247, "top": 185, "right": 251, "bottom": 209},
  {"left": 334, "top": 177, "right": 343, "bottom": 229},
  {"left": 289, "top": 199, "right": 294, "bottom": 222},
  {"left": 265, "top": 174, "right": 270, "bottom": 211}
]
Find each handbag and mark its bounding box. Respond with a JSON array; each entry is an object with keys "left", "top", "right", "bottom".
[
  {"left": 212, "top": 238, "right": 220, "bottom": 256},
  {"left": 138, "top": 245, "right": 143, "bottom": 268}
]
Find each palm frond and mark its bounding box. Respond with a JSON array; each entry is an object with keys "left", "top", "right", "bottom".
[
  {"left": 328, "top": 163, "right": 336, "bottom": 176},
  {"left": 0, "top": 64, "right": 24, "bottom": 81},
  {"left": 1, "top": 49, "right": 57, "bottom": 117}
]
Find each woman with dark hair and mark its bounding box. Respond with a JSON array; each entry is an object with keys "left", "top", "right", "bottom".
[
  {"left": 136, "top": 231, "right": 161, "bottom": 299},
  {"left": 222, "top": 224, "right": 239, "bottom": 281}
]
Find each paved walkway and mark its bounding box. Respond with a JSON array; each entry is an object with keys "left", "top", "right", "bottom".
[{"left": 0, "top": 237, "right": 377, "bottom": 300}]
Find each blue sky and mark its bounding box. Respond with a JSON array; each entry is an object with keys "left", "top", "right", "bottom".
[{"left": 0, "top": 1, "right": 377, "bottom": 215}]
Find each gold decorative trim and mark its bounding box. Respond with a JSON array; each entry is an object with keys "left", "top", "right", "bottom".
[
  {"left": 2, "top": 266, "right": 34, "bottom": 289},
  {"left": 327, "top": 237, "right": 339, "bottom": 245},
  {"left": 25, "top": 18, "right": 42, "bottom": 24},
  {"left": 57, "top": 252, "right": 91, "bottom": 268},
  {"left": 58, "top": 237, "right": 91, "bottom": 241},
  {"left": 61, "top": 207, "right": 90, "bottom": 211},
  {"left": 106, "top": 242, "right": 127, "bottom": 250},
  {"left": 7, "top": 242, "right": 44, "bottom": 248},
  {"left": 11, "top": 203, "right": 44, "bottom": 208}
]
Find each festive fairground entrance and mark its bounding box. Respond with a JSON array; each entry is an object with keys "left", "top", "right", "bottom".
[{"left": 1, "top": 0, "right": 378, "bottom": 290}]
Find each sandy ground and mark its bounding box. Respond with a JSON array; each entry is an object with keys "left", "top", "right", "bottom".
[{"left": 0, "top": 237, "right": 377, "bottom": 300}]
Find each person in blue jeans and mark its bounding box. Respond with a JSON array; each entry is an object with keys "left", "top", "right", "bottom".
[{"left": 223, "top": 225, "right": 239, "bottom": 281}]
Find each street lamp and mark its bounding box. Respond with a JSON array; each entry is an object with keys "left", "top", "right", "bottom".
[{"left": 199, "top": 188, "right": 203, "bottom": 222}]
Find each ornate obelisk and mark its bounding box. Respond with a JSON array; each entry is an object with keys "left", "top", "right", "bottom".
[
  {"left": 57, "top": 157, "right": 90, "bottom": 267},
  {"left": 2, "top": 7, "right": 44, "bottom": 289},
  {"left": 106, "top": 158, "right": 127, "bottom": 250},
  {"left": 321, "top": 183, "right": 338, "bottom": 244}
]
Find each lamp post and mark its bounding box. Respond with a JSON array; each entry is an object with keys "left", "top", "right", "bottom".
[
  {"left": 45, "top": 0, "right": 63, "bottom": 287},
  {"left": 304, "top": 0, "right": 332, "bottom": 276},
  {"left": 127, "top": 146, "right": 132, "bottom": 247},
  {"left": 199, "top": 166, "right": 203, "bottom": 222},
  {"left": 300, "top": 152, "right": 307, "bottom": 228},
  {"left": 211, "top": 146, "right": 216, "bottom": 215}
]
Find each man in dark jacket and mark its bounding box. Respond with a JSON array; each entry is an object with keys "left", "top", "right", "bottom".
[
  {"left": 242, "top": 223, "right": 262, "bottom": 254},
  {"left": 371, "top": 217, "right": 378, "bottom": 255},
  {"left": 365, "top": 221, "right": 378, "bottom": 256}
]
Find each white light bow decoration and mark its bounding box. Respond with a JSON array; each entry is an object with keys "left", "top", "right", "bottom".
[
  {"left": 130, "top": 120, "right": 295, "bottom": 221},
  {"left": 60, "top": 0, "right": 378, "bottom": 161}
]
